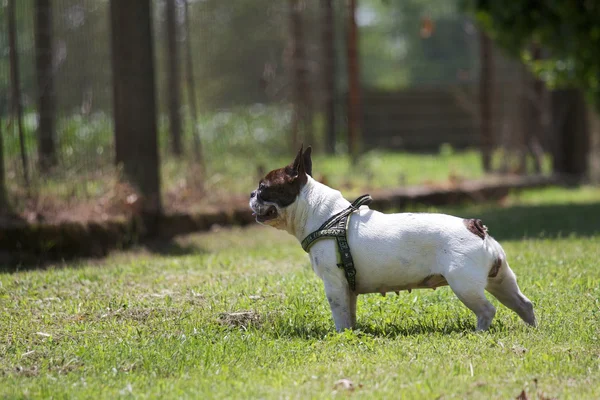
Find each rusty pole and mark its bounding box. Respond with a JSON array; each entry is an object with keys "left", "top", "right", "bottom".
[
  {"left": 346, "top": 0, "right": 361, "bottom": 163},
  {"left": 479, "top": 30, "right": 493, "bottom": 172},
  {"left": 322, "top": 0, "right": 336, "bottom": 154}
]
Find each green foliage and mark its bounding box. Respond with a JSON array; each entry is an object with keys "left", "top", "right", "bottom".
[
  {"left": 470, "top": 0, "right": 600, "bottom": 106},
  {"left": 360, "top": 0, "right": 477, "bottom": 89},
  {"left": 1, "top": 186, "right": 600, "bottom": 398}
]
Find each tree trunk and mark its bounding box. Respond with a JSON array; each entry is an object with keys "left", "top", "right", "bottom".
[
  {"left": 110, "top": 0, "right": 162, "bottom": 222},
  {"left": 0, "top": 117, "right": 6, "bottom": 208},
  {"left": 551, "top": 89, "right": 589, "bottom": 178},
  {"left": 478, "top": 30, "right": 493, "bottom": 172},
  {"left": 183, "top": 0, "right": 205, "bottom": 169},
  {"left": 528, "top": 45, "right": 545, "bottom": 174},
  {"left": 587, "top": 104, "right": 600, "bottom": 184},
  {"left": 165, "top": 0, "right": 183, "bottom": 157},
  {"left": 516, "top": 62, "right": 530, "bottom": 174},
  {"left": 321, "top": 0, "right": 336, "bottom": 154},
  {"left": 35, "top": 0, "right": 57, "bottom": 170},
  {"left": 289, "top": 0, "right": 313, "bottom": 152},
  {"left": 7, "top": 0, "right": 30, "bottom": 188},
  {"left": 346, "top": 0, "right": 361, "bottom": 162}
]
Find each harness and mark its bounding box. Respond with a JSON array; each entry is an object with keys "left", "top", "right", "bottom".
[{"left": 301, "top": 194, "right": 373, "bottom": 292}]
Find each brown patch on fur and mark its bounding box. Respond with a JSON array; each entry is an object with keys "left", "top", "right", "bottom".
[
  {"left": 464, "top": 218, "right": 488, "bottom": 240},
  {"left": 489, "top": 257, "right": 502, "bottom": 278},
  {"left": 418, "top": 274, "right": 448, "bottom": 289}
]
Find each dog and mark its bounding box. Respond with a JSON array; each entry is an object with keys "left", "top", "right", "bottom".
[{"left": 249, "top": 146, "right": 536, "bottom": 332}]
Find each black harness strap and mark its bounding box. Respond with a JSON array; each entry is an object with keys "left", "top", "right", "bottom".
[{"left": 301, "top": 194, "right": 372, "bottom": 292}]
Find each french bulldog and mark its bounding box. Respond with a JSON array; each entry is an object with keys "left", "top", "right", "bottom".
[{"left": 249, "top": 146, "right": 536, "bottom": 332}]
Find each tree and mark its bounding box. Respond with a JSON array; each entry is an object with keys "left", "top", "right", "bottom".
[
  {"left": 479, "top": 31, "right": 493, "bottom": 172},
  {"left": 550, "top": 88, "right": 588, "bottom": 177},
  {"left": 110, "top": 0, "right": 162, "bottom": 221},
  {"left": 34, "top": 0, "right": 57, "bottom": 170},
  {"left": 289, "top": 0, "right": 313, "bottom": 151},
  {"left": 165, "top": 0, "right": 183, "bottom": 157},
  {"left": 7, "top": 0, "right": 29, "bottom": 189},
  {"left": 321, "top": 0, "right": 336, "bottom": 154},
  {"left": 519, "top": 46, "right": 545, "bottom": 174},
  {"left": 183, "top": 0, "right": 205, "bottom": 167},
  {"left": 346, "top": 0, "right": 361, "bottom": 162},
  {"left": 472, "top": 1, "right": 600, "bottom": 105},
  {"left": 0, "top": 117, "right": 6, "bottom": 209},
  {"left": 471, "top": 0, "right": 600, "bottom": 179}
]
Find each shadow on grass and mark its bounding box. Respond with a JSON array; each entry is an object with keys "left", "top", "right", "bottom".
[
  {"left": 3, "top": 200, "right": 599, "bottom": 273},
  {"left": 261, "top": 308, "right": 487, "bottom": 339},
  {"left": 265, "top": 324, "right": 334, "bottom": 340},
  {"left": 141, "top": 238, "right": 208, "bottom": 257},
  {"left": 0, "top": 238, "right": 206, "bottom": 273},
  {"left": 265, "top": 318, "right": 482, "bottom": 339},
  {"left": 458, "top": 202, "right": 600, "bottom": 240},
  {"left": 355, "top": 317, "right": 475, "bottom": 338},
  {"left": 264, "top": 313, "right": 522, "bottom": 339}
]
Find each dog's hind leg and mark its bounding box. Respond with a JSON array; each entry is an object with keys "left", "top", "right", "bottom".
[
  {"left": 485, "top": 261, "right": 536, "bottom": 326},
  {"left": 445, "top": 266, "right": 496, "bottom": 331}
]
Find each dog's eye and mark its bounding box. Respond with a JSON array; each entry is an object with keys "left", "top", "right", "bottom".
[{"left": 259, "top": 183, "right": 266, "bottom": 190}]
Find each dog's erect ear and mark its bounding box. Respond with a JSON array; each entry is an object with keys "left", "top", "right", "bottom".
[
  {"left": 290, "top": 145, "right": 309, "bottom": 185},
  {"left": 303, "top": 146, "right": 312, "bottom": 176},
  {"left": 291, "top": 144, "right": 304, "bottom": 176}
]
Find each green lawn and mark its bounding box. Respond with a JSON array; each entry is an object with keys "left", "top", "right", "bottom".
[{"left": 1, "top": 186, "right": 599, "bottom": 399}]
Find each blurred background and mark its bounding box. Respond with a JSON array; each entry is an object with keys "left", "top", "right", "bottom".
[{"left": 0, "top": 0, "right": 599, "bottom": 224}]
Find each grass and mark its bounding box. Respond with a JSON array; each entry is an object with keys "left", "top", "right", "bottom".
[{"left": 1, "top": 186, "right": 600, "bottom": 399}]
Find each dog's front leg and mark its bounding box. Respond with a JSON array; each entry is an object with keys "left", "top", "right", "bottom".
[{"left": 324, "top": 280, "right": 356, "bottom": 332}]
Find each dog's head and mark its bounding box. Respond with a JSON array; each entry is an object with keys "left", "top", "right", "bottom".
[{"left": 249, "top": 145, "right": 312, "bottom": 230}]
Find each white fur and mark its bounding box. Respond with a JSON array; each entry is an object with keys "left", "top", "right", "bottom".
[{"left": 252, "top": 176, "right": 536, "bottom": 332}]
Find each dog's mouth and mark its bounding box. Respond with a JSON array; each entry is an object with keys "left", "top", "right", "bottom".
[{"left": 253, "top": 205, "right": 278, "bottom": 222}]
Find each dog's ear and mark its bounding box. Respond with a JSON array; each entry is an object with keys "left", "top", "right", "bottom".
[
  {"left": 291, "top": 144, "right": 304, "bottom": 176},
  {"left": 303, "top": 146, "right": 312, "bottom": 176},
  {"left": 290, "top": 145, "right": 308, "bottom": 184}
]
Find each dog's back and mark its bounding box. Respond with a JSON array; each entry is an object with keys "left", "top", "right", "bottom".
[{"left": 347, "top": 210, "right": 495, "bottom": 293}]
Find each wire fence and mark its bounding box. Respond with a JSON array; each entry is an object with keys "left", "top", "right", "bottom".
[{"left": 0, "top": 0, "right": 543, "bottom": 222}]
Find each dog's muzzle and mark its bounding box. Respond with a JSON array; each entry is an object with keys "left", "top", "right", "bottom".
[{"left": 249, "top": 192, "right": 278, "bottom": 223}]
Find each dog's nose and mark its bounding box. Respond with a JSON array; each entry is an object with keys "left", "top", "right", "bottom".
[{"left": 250, "top": 190, "right": 256, "bottom": 199}]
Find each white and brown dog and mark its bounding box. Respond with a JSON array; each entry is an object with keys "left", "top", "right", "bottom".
[{"left": 249, "top": 146, "right": 536, "bottom": 332}]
